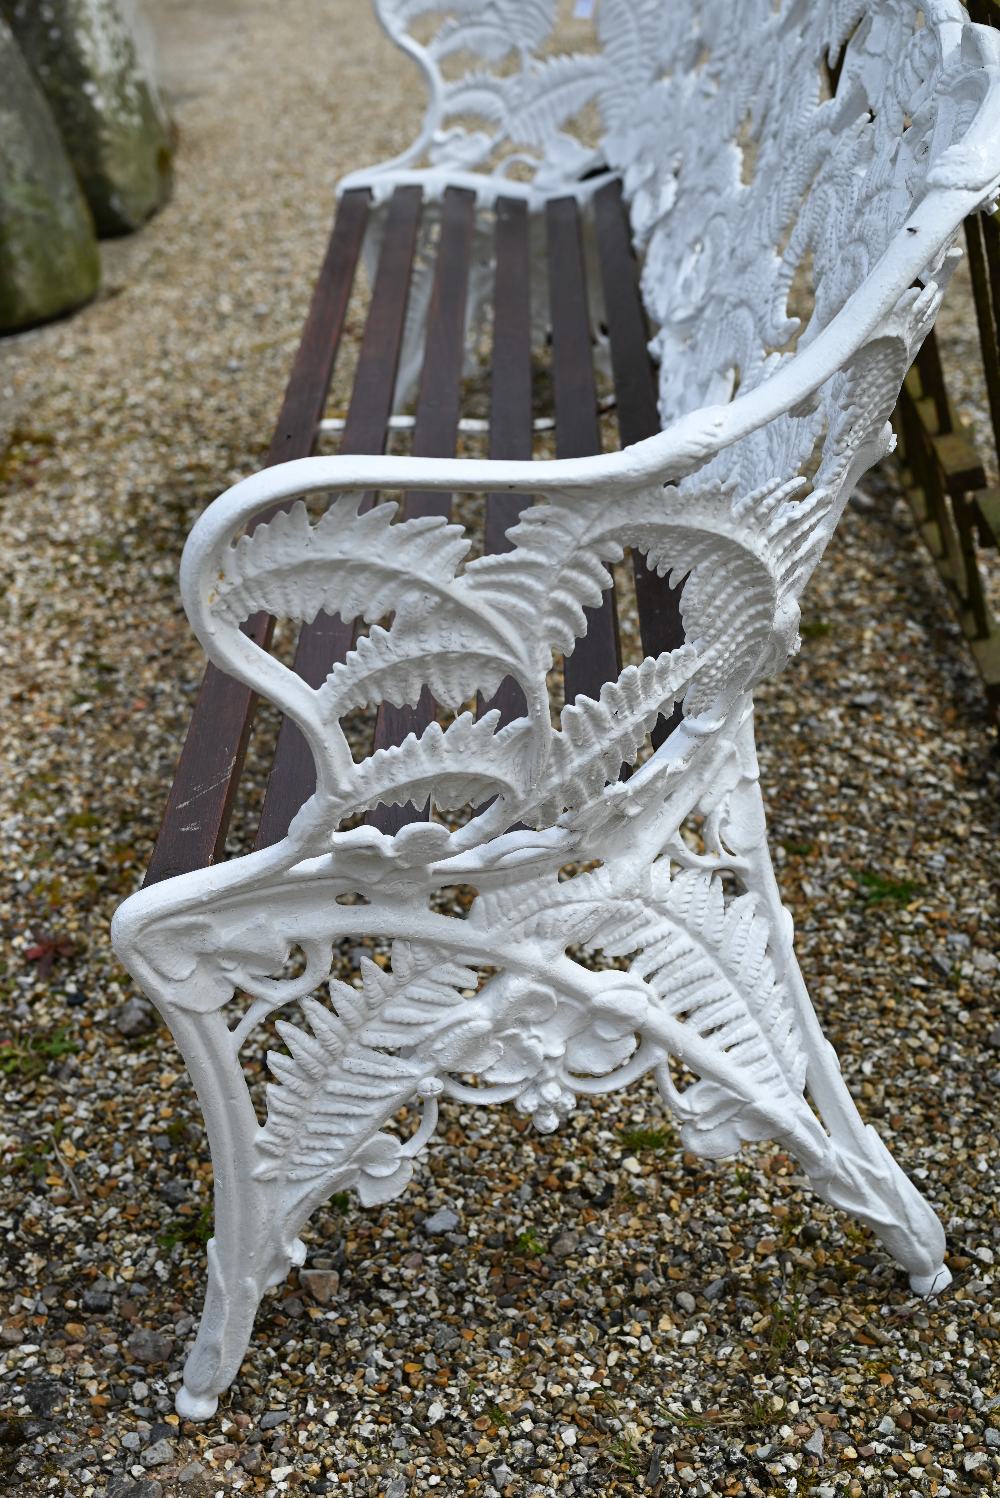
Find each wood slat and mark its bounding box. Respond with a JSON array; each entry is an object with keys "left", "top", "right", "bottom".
[
  {"left": 546, "top": 194, "right": 620, "bottom": 706},
  {"left": 593, "top": 179, "right": 685, "bottom": 745},
  {"left": 254, "top": 184, "right": 424, "bottom": 850},
  {"left": 479, "top": 195, "right": 533, "bottom": 729},
  {"left": 365, "top": 187, "right": 478, "bottom": 836},
  {"left": 144, "top": 188, "right": 371, "bottom": 885}
]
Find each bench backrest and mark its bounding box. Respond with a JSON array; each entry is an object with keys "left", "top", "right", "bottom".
[
  {"left": 372, "top": 0, "right": 1000, "bottom": 605},
  {"left": 377, "top": 8, "right": 998, "bottom": 385}
]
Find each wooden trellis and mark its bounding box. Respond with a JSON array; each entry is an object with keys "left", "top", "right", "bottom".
[{"left": 892, "top": 0, "right": 1000, "bottom": 724}]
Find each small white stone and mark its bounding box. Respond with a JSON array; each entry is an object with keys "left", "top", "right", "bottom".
[
  {"left": 427, "top": 1400, "right": 445, "bottom": 1424},
  {"left": 271, "top": 1466, "right": 295, "bottom": 1483},
  {"left": 622, "top": 1156, "right": 641, "bottom": 1175},
  {"left": 561, "top": 1425, "right": 577, "bottom": 1446},
  {"left": 680, "top": 1328, "right": 700, "bottom": 1345}
]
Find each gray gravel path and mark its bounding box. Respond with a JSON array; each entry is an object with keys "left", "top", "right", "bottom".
[{"left": 1, "top": 4, "right": 998, "bottom": 1496}]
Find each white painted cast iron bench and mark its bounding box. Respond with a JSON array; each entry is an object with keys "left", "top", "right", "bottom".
[{"left": 112, "top": 0, "right": 1000, "bottom": 1419}]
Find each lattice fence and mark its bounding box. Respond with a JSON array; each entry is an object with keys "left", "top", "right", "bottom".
[{"left": 892, "top": 0, "right": 1000, "bottom": 724}]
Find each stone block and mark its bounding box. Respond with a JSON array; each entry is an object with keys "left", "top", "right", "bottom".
[
  {"left": 2, "top": 0, "right": 173, "bottom": 236},
  {"left": 0, "top": 16, "right": 99, "bottom": 332}
]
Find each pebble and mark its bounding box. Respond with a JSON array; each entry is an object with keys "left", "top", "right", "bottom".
[
  {"left": 675, "top": 1290, "right": 696, "bottom": 1314},
  {"left": 140, "top": 1438, "right": 174, "bottom": 1467},
  {"left": 113, "top": 996, "right": 157, "bottom": 1037},
  {"left": 126, "top": 1328, "right": 173, "bottom": 1365},
  {"left": 804, "top": 1429, "right": 825, "bottom": 1457},
  {"left": 260, "top": 1410, "right": 289, "bottom": 1429},
  {"left": 299, "top": 1268, "right": 340, "bottom": 1303},
  {"left": 423, "top": 1207, "right": 460, "bottom": 1234}
]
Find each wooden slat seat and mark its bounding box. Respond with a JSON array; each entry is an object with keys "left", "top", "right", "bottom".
[{"left": 145, "top": 179, "right": 681, "bottom": 883}]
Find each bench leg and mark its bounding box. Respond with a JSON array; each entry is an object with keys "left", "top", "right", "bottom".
[
  {"left": 643, "top": 716, "right": 950, "bottom": 1295},
  {"left": 117, "top": 993, "right": 305, "bottom": 1419},
  {"left": 747, "top": 843, "right": 948, "bottom": 1293}
]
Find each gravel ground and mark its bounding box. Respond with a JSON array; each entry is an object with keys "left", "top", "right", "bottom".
[{"left": 1, "top": 4, "right": 999, "bottom": 1496}]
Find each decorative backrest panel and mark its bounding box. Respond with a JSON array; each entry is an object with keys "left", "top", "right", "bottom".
[{"left": 375, "top": 3, "right": 998, "bottom": 401}]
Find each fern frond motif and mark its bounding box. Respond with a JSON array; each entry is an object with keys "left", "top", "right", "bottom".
[
  {"left": 444, "top": 53, "right": 606, "bottom": 149},
  {"left": 462, "top": 497, "right": 621, "bottom": 659},
  {"left": 318, "top": 620, "right": 514, "bottom": 719},
  {"left": 338, "top": 710, "right": 533, "bottom": 821},
  {"left": 608, "top": 864, "right": 814, "bottom": 1156},
  {"left": 522, "top": 647, "right": 698, "bottom": 826},
  {"left": 478, "top": 857, "right": 814, "bottom": 1159},
  {"left": 212, "top": 498, "right": 471, "bottom": 628},
  {"left": 595, "top": 0, "right": 672, "bottom": 129},
  {"left": 255, "top": 943, "right": 479, "bottom": 1185}
]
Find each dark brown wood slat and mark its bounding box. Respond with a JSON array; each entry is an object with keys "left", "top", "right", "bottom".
[
  {"left": 253, "top": 184, "right": 424, "bottom": 850},
  {"left": 365, "top": 187, "right": 478, "bottom": 837},
  {"left": 593, "top": 179, "right": 684, "bottom": 745},
  {"left": 479, "top": 194, "right": 533, "bottom": 729},
  {"left": 546, "top": 194, "right": 621, "bottom": 706},
  {"left": 144, "top": 189, "right": 371, "bottom": 886}
]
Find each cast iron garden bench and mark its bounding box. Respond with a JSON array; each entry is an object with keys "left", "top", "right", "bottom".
[{"left": 112, "top": 0, "right": 1000, "bottom": 1419}]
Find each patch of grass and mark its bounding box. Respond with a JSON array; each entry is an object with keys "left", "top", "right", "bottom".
[
  {"left": 486, "top": 1403, "right": 510, "bottom": 1429},
  {"left": 764, "top": 1275, "right": 808, "bottom": 1373},
  {"left": 799, "top": 616, "right": 831, "bottom": 639},
  {"left": 514, "top": 1228, "right": 545, "bottom": 1257},
  {"left": 65, "top": 811, "right": 101, "bottom": 834},
  {"left": 655, "top": 1399, "right": 778, "bottom": 1433},
  {"left": 165, "top": 1118, "right": 190, "bottom": 1147},
  {"left": 158, "top": 1202, "right": 213, "bottom": 1253},
  {"left": 781, "top": 839, "right": 814, "bottom": 856},
  {"left": 0, "top": 1026, "right": 77, "bottom": 1079},
  {"left": 13, "top": 1138, "right": 52, "bottom": 1181},
  {"left": 732, "top": 1164, "right": 755, "bottom": 1203},
  {"left": 329, "top": 1191, "right": 351, "bottom": 1214},
  {"left": 605, "top": 1433, "right": 643, "bottom": 1477},
  {"left": 620, "top": 1125, "right": 672, "bottom": 1153},
  {"left": 850, "top": 869, "right": 922, "bottom": 907}
]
